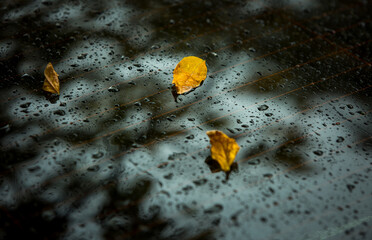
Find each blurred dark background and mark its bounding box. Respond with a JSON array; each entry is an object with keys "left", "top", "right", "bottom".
[{"left": 0, "top": 0, "right": 371, "bottom": 239}]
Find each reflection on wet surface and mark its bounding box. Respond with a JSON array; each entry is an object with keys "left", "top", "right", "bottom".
[{"left": 0, "top": 0, "right": 371, "bottom": 239}]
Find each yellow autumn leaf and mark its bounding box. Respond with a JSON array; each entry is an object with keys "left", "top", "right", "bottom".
[
  {"left": 42, "top": 62, "right": 60, "bottom": 94},
  {"left": 172, "top": 56, "right": 207, "bottom": 94},
  {"left": 206, "top": 130, "right": 240, "bottom": 172}
]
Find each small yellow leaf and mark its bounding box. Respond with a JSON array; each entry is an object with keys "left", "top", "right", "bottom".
[
  {"left": 206, "top": 130, "right": 240, "bottom": 172},
  {"left": 172, "top": 56, "right": 207, "bottom": 94},
  {"left": 42, "top": 62, "right": 60, "bottom": 94}
]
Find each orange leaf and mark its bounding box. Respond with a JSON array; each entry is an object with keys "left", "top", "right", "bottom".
[
  {"left": 206, "top": 130, "right": 240, "bottom": 172},
  {"left": 42, "top": 62, "right": 60, "bottom": 94},
  {"left": 172, "top": 56, "right": 207, "bottom": 94}
]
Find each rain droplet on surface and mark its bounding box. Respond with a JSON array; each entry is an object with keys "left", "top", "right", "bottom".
[
  {"left": 258, "top": 105, "right": 269, "bottom": 111},
  {"left": 53, "top": 110, "right": 65, "bottom": 116},
  {"left": 108, "top": 86, "right": 119, "bottom": 92},
  {"left": 204, "top": 204, "right": 223, "bottom": 214},
  {"left": 248, "top": 47, "right": 256, "bottom": 52},
  {"left": 20, "top": 102, "right": 31, "bottom": 108},
  {"left": 210, "top": 52, "right": 218, "bottom": 57},
  {"left": 92, "top": 151, "right": 104, "bottom": 159},
  {"left": 186, "top": 135, "right": 194, "bottom": 140},
  {"left": 346, "top": 184, "right": 355, "bottom": 192},
  {"left": 313, "top": 150, "right": 323, "bottom": 156}
]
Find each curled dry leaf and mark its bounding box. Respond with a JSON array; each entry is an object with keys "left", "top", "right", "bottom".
[
  {"left": 172, "top": 56, "right": 207, "bottom": 94},
  {"left": 42, "top": 62, "right": 60, "bottom": 94},
  {"left": 206, "top": 130, "right": 240, "bottom": 172}
]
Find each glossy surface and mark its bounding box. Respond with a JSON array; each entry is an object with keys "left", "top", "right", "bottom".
[{"left": 0, "top": 0, "right": 371, "bottom": 239}]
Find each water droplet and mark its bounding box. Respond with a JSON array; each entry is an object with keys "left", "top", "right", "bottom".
[
  {"left": 77, "top": 53, "right": 87, "bottom": 59},
  {"left": 204, "top": 204, "right": 223, "bottom": 214},
  {"left": 21, "top": 73, "right": 35, "bottom": 80},
  {"left": 258, "top": 105, "right": 269, "bottom": 111},
  {"left": 263, "top": 173, "right": 273, "bottom": 178},
  {"left": 53, "top": 110, "right": 65, "bottom": 116},
  {"left": 151, "top": 44, "right": 161, "bottom": 49},
  {"left": 346, "top": 184, "right": 355, "bottom": 192},
  {"left": 108, "top": 86, "right": 119, "bottom": 92},
  {"left": 210, "top": 52, "right": 218, "bottom": 57},
  {"left": 92, "top": 151, "right": 104, "bottom": 159},
  {"left": 87, "top": 165, "right": 100, "bottom": 172},
  {"left": 28, "top": 165, "right": 41, "bottom": 172},
  {"left": 247, "top": 159, "right": 260, "bottom": 165},
  {"left": 193, "top": 179, "right": 207, "bottom": 186},
  {"left": 20, "top": 102, "right": 31, "bottom": 108},
  {"left": 164, "top": 173, "right": 173, "bottom": 180},
  {"left": 168, "top": 152, "right": 187, "bottom": 161},
  {"left": 186, "top": 134, "right": 194, "bottom": 139},
  {"left": 313, "top": 150, "right": 323, "bottom": 156}
]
